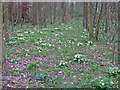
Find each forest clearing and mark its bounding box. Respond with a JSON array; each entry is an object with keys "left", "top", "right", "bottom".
[{"left": 0, "top": 2, "right": 119, "bottom": 89}]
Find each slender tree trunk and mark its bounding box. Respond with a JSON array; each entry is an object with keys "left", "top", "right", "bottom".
[
  {"left": 105, "top": 2, "right": 108, "bottom": 33},
  {"left": 53, "top": 2, "right": 56, "bottom": 23},
  {"left": 83, "top": 2, "right": 85, "bottom": 27},
  {"left": 89, "top": 3, "right": 93, "bottom": 40},
  {"left": 58, "top": 2, "right": 62, "bottom": 24},
  {"left": 8, "top": 2, "right": 12, "bottom": 22},
  {"left": 0, "top": 0, "right": 2, "bottom": 74},
  {"left": 95, "top": 3, "right": 104, "bottom": 40},
  {"left": 18, "top": 2, "right": 21, "bottom": 25},
  {"left": 11, "top": 2, "right": 14, "bottom": 33},
  {"left": 93, "top": 2, "right": 98, "bottom": 28},
  {"left": 112, "top": 41, "right": 116, "bottom": 64},
  {"left": 62, "top": 2, "right": 66, "bottom": 23},
  {"left": 85, "top": 3, "right": 88, "bottom": 30},
  {"left": 70, "top": 2, "right": 74, "bottom": 18},
  {"left": 43, "top": 2, "right": 47, "bottom": 28},
  {"left": 32, "top": 2, "right": 37, "bottom": 26},
  {"left": 50, "top": 2, "right": 53, "bottom": 24},
  {"left": 0, "top": 1, "right": 2, "bottom": 88},
  {"left": 4, "top": 2, "right": 9, "bottom": 43},
  {"left": 0, "top": 1, "right": 8, "bottom": 79},
  {"left": 38, "top": 2, "right": 43, "bottom": 28}
]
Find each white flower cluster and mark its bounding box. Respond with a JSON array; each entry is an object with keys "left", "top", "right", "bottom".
[
  {"left": 24, "top": 31, "right": 28, "bottom": 34},
  {"left": 59, "top": 62, "right": 67, "bottom": 66},
  {"left": 100, "top": 80, "right": 104, "bottom": 85},
  {"left": 87, "top": 41, "right": 93, "bottom": 45},
  {"left": 17, "top": 34, "right": 23, "bottom": 37},
  {"left": 77, "top": 42, "right": 83, "bottom": 46},
  {"left": 74, "top": 54, "right": 84, "bottom": 59}
]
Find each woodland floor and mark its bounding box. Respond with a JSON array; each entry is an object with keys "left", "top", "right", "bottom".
[{"left": 2, "top": 18, "right": 119, "bottom": 88}]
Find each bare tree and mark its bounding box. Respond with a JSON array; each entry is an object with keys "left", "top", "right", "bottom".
[
  {"left": 88, "top": 3, "right": 93, "bottom": 40},
  {"left": 70, "top": 2, "right": 74, "bottom": 18},
  {"left": 61, "top": 2, "right": 66, "bottom": 23},
  {"left": 0, "top": 1, "right": 8, "bottom": 75},
  {"left": 95, "top": 3, "right": 104, "bottom": 40},
  {"left": 18, "top": 2, "right": 22, "bottom": 25},
  {"left": 53, "top": 2, "right": 56, "bottom": 23},
  {"left": 32, "top": 2, "right": 37, "bottom": 26},
  {"left": 43, "top": 2, "right": 47, "bottom": 28},
  {"left": 85, "top": 2, "right": 88, "bottom": 30},
  {"left": 38, "top": 2, "right": 43, "bottom": 28},
  {"left": 4, "top": 2, "right": 10, "bottom": 43},
  {"left": 93, "top": 2, "right": 98, "bottom": 28}
]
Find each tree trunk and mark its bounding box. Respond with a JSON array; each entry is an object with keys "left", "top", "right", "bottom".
[
  {"left": 32, "top": 2, "right": 37, "bottom": 26},
  {"left": 18, "top": 2, "right": 22, "bottom": 25},
  {"left": 4, "top": 2, "right": 10, "bottom": 43},
  {"left": 95, "top": 3, "right": 104, "bottom": 40},
  {"left": 53, "top": 2, "right": 56, "bottom": 23},
  {"left": 49, "top": 2, "right": 53, "bottom": 24},
  {"left": 0, "top": 1, "right": 9, "bottom": 80},
  {"left": 93, "top": 2, "right": 98, "bottom": 28},
  {"left": 104, "top": 2, "right": 108, "bottom": 33},
  {"left": 38, "top": 2, "right": 43, "bottom": 28},
  {"left": 85, "top": 3, "right": 88, "bottom": 30},
  {"left": 0, "top": 2, "right": 2, "bottom": 86},
  {"left": 43, "top": 2, "right": 47, "bottom": 28},
  {"left": 70, "top": 2, "right": 74, "bottom": 18},
  {"left": 62, "top": 2, "right": 66, "bottom": 23},
  {"left": 88, "top": 3, "right": 93, "bottom": 40},
  {"left": 83, "top": 2, "right": 85, "bottom": 27},
  {"left": 11, "top": 2, "right": 14, "bottom": 33}
]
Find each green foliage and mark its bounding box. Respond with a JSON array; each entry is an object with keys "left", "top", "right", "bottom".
[
  {"left": 47, "top": 77, "right": 59, "bottom": 87},
  {"left": 7, "top": 41, "right": 16, "bottom": 45},
  {"left": 89, "top": 64, "right": 99, "bottom": 71},
  {"left": 5, "top": 54, "right": 11, "bottom": 59},
  {"left": 13, "top": 71, "right": 20, "bottom": 76},
  {"left": 51, "top": 30, "right": 54, "bottom": 32},
  {"left": 4, "top": 18, "right": 118, "bottom": 88},
  {"left": 27, "top": 62, "right": 39, "bottom": 69},
  {"left": 10, "top": 59, "right": 20, "bottom": 64},
  {"left": 106, "top": 67, "right": 120, "bottom": 77},
  {"left": 72, "top": 54, "right": 88, "bottom": 63},
  {"left": 91, "top": 78, "right": 118, "bottom": 88},
  {"left": 54, "top": 28, "right": 62, "bottom": 31}
]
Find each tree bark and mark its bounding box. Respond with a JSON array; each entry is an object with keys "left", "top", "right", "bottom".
[
  {"left": 4, "top": 2, "right": 10, "bottom": 43},
  {"left": 43, "top": 2, "right": 47, "bottom": 28},
  {"left": 104, "top": 2, "right": 108, "bottom": 33},
  {"left": 70, "top": 2, "right": 74, "bottom": 18},
  {"left": 0, "top": 2, "right": 2, "bottom": 88},
  {"left": 83, "top": 2, "right": 85, "bottom": 27},
  {"left": 85, "top": 3, "right": 88, "bottom": 30},
  {"left": 0, "top": 2, "right": 9, "bottom": 83},
  {"left": 53, "top": 2, "right": 56, "bottom": 23},
  {"left": 32, "top": 2, "right": 37, "bottom": 26},
  {"left": 89, "top": 3, "right": 93, "bottom": 40},
  {"left": 38, "top": 2, "right": 43, "bottom": 28},
  {"left": 18, "top": 2, "right": 22, "bottom": 25},
  {"left": 61, "top": 2, "right": 66, "bottom": 23},
  {"left": 95, "top": 3, "right": 104, "bottom": 40},
  {"left": 93, "top": 2, "right": 98, "bottom": 28},
  {"left": 49, "top": 2, "right": 53, "bottom": 24}
]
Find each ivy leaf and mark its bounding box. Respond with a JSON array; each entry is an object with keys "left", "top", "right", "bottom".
[
  {"left": 40, "top": 75, "right": 48, "bottom": 80},
  {"left": 34, "top": 75, "right": 48, "bottom": 80},
  {"left": 34, "top": 75, "right": 41, "bottom": 80}
]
